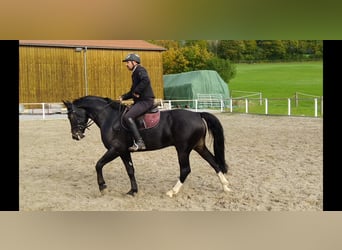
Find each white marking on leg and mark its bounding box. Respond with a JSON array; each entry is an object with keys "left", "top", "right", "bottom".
[
  {"left": 166, "top": 179, "right": 183, "bottom": 197},
  {"left": 218, "top": 172, "right": 231, "bottom": 192}
]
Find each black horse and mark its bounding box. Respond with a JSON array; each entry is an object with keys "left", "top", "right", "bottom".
[{"left": 63, "top": 95, "right": 231, "bottom": 197}]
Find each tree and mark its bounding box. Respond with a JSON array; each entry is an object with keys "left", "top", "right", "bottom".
[
  {"left": 206, "top": 57, "right": 236, "bottom": 83},
  {"left": 151, "top": 40, "right": 236, "bottom": 83},
  {"left": 257, "top": 40, "right": 286, "bottom": 60},
  {"left": 181, "top": 44, "right": 214, "bottom": 71},
  {"left": 241, "top": 40, "right": 258, "bottom": 61},
  {"left": 162, "top": 47, "right": 189, "bottom": 74},
  {"left": 282, "top": 40, "right": 300, "bottom": 60},
  {"left": 217, "top": 40, "right": 245, "bottom": 62}
]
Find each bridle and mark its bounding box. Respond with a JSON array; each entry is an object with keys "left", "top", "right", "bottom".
[
  {"left": 69, "top": 100, "right": 122, "bottom": 132},
  {"left": 68, "top": 109, "right": 94, "bottom": 132}
]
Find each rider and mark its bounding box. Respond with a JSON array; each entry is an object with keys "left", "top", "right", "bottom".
[{"left": 119, "top": 53, "right": 155, "bottom": 152}]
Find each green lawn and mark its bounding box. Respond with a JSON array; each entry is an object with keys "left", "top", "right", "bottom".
[{"left": 227, "top": 61, "right": 323, "bottom": 116}]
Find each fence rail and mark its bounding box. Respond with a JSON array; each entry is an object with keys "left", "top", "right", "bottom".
[
  {"left": 19, "top": 103, "right": 66, "bottom": 119},
  {"left": 19, "top": 97, "right": 323, "bottom": 120},
  {"left": 161, "top": 97, "right": 322, "bottom": 117}
]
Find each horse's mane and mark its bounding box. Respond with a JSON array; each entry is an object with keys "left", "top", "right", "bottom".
[{"left": 73, "top": 95, "right": 124, "bottom": 111}]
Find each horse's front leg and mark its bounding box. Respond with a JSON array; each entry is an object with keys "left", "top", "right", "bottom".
[
  {"left": 95, "top": 147, "right": 119, "bottom": 194},
  {"left": 120, "top": 152, "right": 138, "bottom": 196}
]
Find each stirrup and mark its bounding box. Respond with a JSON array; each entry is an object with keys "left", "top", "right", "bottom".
[{"left": 128, "top": 141, "right": 146, "bottom": 152}]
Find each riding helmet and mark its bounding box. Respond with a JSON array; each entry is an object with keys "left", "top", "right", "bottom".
[{"left": 122, "top": 53, "right": 141, "bottom": 64}]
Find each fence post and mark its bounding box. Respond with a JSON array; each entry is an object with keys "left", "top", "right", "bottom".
[
  {"left": 245, "top": 98, "right": 248, "bottom": 113},
  {"left": 288, "top": 98, "right": 291, "bottom": 116},
  {"left": 314, "top": 98, "right": 318, "bottom": 117},
  {"left": 265, "top": 98, "right": 268, "bottom": 115},
  {"left": 320, "top": 96, "right": 323, "bottom": 116},
  {"left": 42, "top": 103, "right": 45, "bottom": 119},
  {"left": 230, "top": 98, "right": 233, "bottom": 113},
  {"left": 195, "top": 99, "right": 198, "bottom": 112}
]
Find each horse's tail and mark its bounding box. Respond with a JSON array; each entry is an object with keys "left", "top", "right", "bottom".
[{"left": 200, "top": 112, "right": 228, "bottom": 174}]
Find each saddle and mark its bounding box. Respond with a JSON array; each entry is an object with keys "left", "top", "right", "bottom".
[{"left": 121, "top": 105, "right": 160, "bottom": 130}]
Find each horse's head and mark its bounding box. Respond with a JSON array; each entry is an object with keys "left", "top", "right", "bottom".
[{"left": 63, "top": 100, "right": 89, "bottom": 140}]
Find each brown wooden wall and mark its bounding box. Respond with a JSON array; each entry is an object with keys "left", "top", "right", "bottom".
[{"left": 19, "top": 46, "right": 165, "bottom": 103}]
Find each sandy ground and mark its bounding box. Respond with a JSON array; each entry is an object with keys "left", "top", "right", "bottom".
[{"left": 19, "top": 112, "right": 323, "bottom": 211}]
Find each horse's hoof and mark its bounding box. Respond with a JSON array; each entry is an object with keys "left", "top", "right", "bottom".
[
  {"left": 100, "top": 188, "right": 108, "bottom": 195},
  {"left": 126, "top": 190, "right": 137, "bottom": 196},
  {"left": 223, "top": 186, "right": 232, "bottom": 192},
  {"left": 166, "top": 190, "right": 174, "bottom": 197},
  {"left": 99, "top": 184, "right": 108, "bottom": 195}
]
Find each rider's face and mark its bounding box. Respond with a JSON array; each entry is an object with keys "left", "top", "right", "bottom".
[{"left": 125, "top": 61, "right": 135, "bottom": 70}]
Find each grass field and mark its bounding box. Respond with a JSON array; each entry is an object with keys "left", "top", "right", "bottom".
[{"left": 227, "top": 61, "right": 323, "bottom": 117}]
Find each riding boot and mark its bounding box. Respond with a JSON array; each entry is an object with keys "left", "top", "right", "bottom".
[{"left": 127, "top": 117, "right": 146, "bottom": 151}]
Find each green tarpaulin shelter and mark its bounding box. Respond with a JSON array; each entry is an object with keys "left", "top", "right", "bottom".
[{"left": 163, "top": 70, "right": 230, "bottom": 108}]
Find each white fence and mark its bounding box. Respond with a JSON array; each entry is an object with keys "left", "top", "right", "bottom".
[
  {"left": 160, "top": 97, "right": 322, "bottom": 117},
  {"left": 230, "top": 90, "right": 263, "bottom": 105},
  {"left": 19, "top": 96, "right": 323, "bottom": 120},
  {"left": 19, "top": 103, "right": 66, "bottom": 119}
]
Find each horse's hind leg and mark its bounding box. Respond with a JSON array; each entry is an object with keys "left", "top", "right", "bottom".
[
  {"left": 195, "top": 146, "right": 231, "bottom": 193},
  {"left": 166, "top": 150, "right": 191, "bottom": 197}
]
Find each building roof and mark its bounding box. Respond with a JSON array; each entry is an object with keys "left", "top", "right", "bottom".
[{"left": 19, "top": 40, "right": 166, "bottom": 51}]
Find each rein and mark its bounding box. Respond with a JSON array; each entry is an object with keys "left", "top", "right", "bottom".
[
  {"left": 84, "top": 119, "right": 95, "bottom": 130},
  {"left": 72, "top": 100, "right": 124, "bottom": 131},
  {"left": 68, "top": 109, "right": 94, "bottom": 131},
  {"left": 113, "top": 101, "right": 124, "bottom": 124}
]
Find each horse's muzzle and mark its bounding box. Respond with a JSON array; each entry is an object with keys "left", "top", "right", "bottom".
[{"left": 72, "top": 132, "right": 85, "bottom": 140}]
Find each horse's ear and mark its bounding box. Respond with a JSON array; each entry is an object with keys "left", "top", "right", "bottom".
[{"left": 62, "top": 100, "right": 71, "bottom": 108}]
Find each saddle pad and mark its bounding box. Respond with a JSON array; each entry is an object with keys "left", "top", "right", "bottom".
[{"left": 141, "top": 110, "right": 160, "bottom": 129}]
